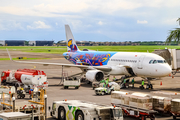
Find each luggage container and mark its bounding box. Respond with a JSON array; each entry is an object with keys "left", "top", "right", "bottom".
[
  {"left": 171, "top": 99, "right": 180, "bottom": 119},
  {"left": 152, "top": 96, "right": 172, "bottom": 115}
]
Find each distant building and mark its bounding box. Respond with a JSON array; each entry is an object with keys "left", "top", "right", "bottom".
[
  {"left": 29, "top": 41, "right": 36, "bottom": 46},
  {"left": 0, "top": 40, "right": 5, "bottom": 46},
  {"left": 5, "top": 40, "right": 25, "bottom": 46},
  {"left": 35, "top": 41, "right": 54, "bottom": 46}
]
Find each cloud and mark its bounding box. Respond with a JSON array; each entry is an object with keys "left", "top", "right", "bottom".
[
  {"left": 27, "top": 21, "right": 51, "bottom": 29},
  {"left": 137, "top": 20, "right": 148, "bottom": 24},
  {"left": 98, "top": 21, "right": 104, "bottom": 25},
  {"left": 162, "top": 18, "right": 178, "bottom": 25}
]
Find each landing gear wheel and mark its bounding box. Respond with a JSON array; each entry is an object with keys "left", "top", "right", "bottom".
[
  {"left": 58, "top": 107, "right": 66, "bottom": 120},
  {"left": 75, "top": 111, "right": 84, "bottom": 120},
  {"left": 150, "top": 84, "right": 153, "bottom": 89}
]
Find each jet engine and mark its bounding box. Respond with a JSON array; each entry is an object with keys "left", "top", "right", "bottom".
[{"left": 86, "top": 70, "right": 104, "bottom": 82}]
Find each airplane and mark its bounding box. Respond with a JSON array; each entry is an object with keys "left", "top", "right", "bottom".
[{"left": 7, "top": 24, "right": 172, "bottom": 89}]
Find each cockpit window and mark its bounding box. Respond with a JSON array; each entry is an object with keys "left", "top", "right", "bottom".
[
  {"left": 150, "top": 60, "right": 167, "bottom": 64},
  {"left": 149, "top": 60, "right": 153, "bottom": 64},
  {"left": 157, "top": 60, "right": 164, "bottom": 63},
  {"left": 153, "top": 60, "right": 157, "bottom": 64}
]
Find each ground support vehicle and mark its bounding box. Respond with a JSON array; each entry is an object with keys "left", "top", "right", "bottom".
[
  {"left": 1, "top": 69, "right": 48, "bottom": 92},
  {"left": 114, "top": 103, "right": 156, "bottom": 120},
  {"left": 63, "top": 77, "right": 80, "bottom": 89},
  {"left": 50, "top": 100, "right": 123, "bottom": 120},
  {"left": 0, "top": 112, "right": 31, "bottom": 120},
  {"left": 95, "top": 82, "right": 120, "bottom": 95},
  {"left": 92, "top": 82, "right": 104, "bottom": 90}
]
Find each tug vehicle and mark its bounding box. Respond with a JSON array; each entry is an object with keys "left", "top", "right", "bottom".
[{"left": 49, "top": 100, "right": 123, "bottom": 120}]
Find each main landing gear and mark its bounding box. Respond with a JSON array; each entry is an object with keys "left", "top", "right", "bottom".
[{"left": 146, "top": 79, "right": 153, "bottom": 89}]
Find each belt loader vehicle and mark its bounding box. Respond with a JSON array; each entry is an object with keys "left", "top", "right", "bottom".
[{"left": 49, "top": 100, "right": 123, "bottom": 120}]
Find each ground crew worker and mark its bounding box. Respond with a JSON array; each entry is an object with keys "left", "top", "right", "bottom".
[
  {"left": 141, "top": 80, "right": 144, "bottom": 89},
  {"left": 123, "top": 79, "right": 126, "bottom": 88},
  {"left": 131, "top": 78, "right": 135, "bottom": 88},
  {"left": 113, "top": 76, "right": 117, "bottom": 81},
  {"left": 105, "top": 79, "right": 109, "bottom": 88}
]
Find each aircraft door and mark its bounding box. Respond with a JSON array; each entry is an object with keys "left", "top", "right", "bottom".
[{"left": 137, "top": 55, "right": 145, "bottom": 69}]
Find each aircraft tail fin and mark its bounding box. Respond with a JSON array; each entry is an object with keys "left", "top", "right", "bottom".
[{"left": 65, "top": 24, "right": 79, "bottom": 52}]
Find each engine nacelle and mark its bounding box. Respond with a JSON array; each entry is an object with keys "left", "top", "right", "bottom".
[{"left": 86, "top": 70, "right": 104, "bottom": 82}]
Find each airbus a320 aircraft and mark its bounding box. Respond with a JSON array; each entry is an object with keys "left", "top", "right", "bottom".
[{"left": 7, "top": 25, "right": 172, "bottom": 89}]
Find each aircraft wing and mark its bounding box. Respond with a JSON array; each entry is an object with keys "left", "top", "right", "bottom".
[{"left": 6, "top": 49, "right": 112, "bottom": 72}]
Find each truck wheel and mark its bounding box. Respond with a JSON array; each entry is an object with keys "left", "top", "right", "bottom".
[
  {"left": 58, "top": 106, "right": 66, "bottom": 120},
  {"left": 64, "top": 86, "right": 66, "bottom": 89},
  {"left": 101, "top": 92, "right": 105, "bottom": 96},
  {"left": 75, "top": 86, "right": 79, "bottom": 89},
  {"left": 17, "top": 95, "right": 21, "bottom": 99},
  {"left": 173, "top": 115, "right": 176, "bottom": 120},
  {"left": 75, "top": 111, "right": 84, "bottom": 120}
]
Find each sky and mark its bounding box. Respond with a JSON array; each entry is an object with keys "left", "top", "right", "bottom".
[{"left": 0, "top": 0, "right": 180, "bottom": 42}]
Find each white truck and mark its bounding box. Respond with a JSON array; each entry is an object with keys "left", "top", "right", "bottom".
[
  {"left": 49, "top": 100, "right": 123, "bottom": 120},
  {"left": 95, "top": 82, "right": 120, "bottom": 95},
  {"left": 0, "top": 112, "right": 31, "bottom": 120},
  {"left": 63, "top": 77, "right": 80, "bottom": 89}
]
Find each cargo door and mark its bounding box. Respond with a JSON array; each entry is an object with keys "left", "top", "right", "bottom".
[{"left": 137, "top": 55, "right": 145, "bottom": 69}]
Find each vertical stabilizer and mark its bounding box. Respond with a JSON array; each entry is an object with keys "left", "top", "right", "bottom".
[{"left": 65, "top": 24, "right": 79, "bottom": 52}]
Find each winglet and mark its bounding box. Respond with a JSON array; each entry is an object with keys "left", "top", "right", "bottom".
[{"left": 6, "top": 48, "right": 13, "bottom": 61}]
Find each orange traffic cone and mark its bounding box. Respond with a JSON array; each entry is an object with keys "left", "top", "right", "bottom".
[
  {"left": 169, "top": 74, "right": 171, "bottom": 76},
  {"left": 172, "top": 76, "right": 174, "bottom": 78},
  {"left": 160, "top": 81, "right": 162, "bottom": 86}
]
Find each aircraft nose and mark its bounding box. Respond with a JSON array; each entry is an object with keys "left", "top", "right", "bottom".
[{"left": 162, "top": 65, "right": 172, "bottom": 76}]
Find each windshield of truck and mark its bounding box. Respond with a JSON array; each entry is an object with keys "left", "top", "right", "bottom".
[
  {"left": 1, "top": 72, "right": 4, "bottom": 77},
  {"left": 114, "top": 109, "right": 122, "bottom": 117},
  {"left": 52, "top": 103, "right": 56, "bottom": 111}
]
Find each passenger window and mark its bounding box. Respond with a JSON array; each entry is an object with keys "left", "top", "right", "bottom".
[
  {"left": 149, "top": 60, "right": 153, "bottom": 64},
  {"left": 153, "top": 60, "right": 157, "bottom": 64}
]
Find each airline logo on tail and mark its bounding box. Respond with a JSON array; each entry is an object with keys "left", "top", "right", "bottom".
[{"left": 67, "top": 39, "right": 78, "bottom": 52}]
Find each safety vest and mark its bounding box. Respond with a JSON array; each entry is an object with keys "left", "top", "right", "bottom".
[
  {"left": 142, "top": 81, "right": 144, "bottom": 85},
  {"left": 132, "top": 79, "right": 134, "bottom": 84},
  {"left": 124, "top": 79, "right": 126, "bottom": 83}
]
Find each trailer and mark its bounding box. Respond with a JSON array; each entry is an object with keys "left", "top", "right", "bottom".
[
  {"left": 111, "top": 91, "right": 157, "bottom": 120},
  {"left": 49, "top": 100, "right": 123, "bottom": 120},
  {"left": 0, "top": 112, "right": 31, "bottom": 120}
]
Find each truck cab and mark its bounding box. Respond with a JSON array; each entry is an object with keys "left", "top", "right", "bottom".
[{"left": 50, "top": 100, "right": 123, "bottom": 120}]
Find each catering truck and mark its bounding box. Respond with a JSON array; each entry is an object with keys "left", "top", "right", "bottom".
[
  {"left": 1, "top": 69, "right": 48, "bottom": 87},
  {"left": 49, "top": 100, "right": 123, "bottom": 120}
]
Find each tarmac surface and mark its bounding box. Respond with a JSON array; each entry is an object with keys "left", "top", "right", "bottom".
[{"left": 0, "top": 50, "right": 180, "bottom": 120}]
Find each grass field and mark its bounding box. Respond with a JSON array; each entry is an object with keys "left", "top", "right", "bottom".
[
  {"left": 0, "top": 46, "right": 180, "bottom": 54},
  {"left": 0, "top": 58, "right": 49, "bottom": 61}
]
